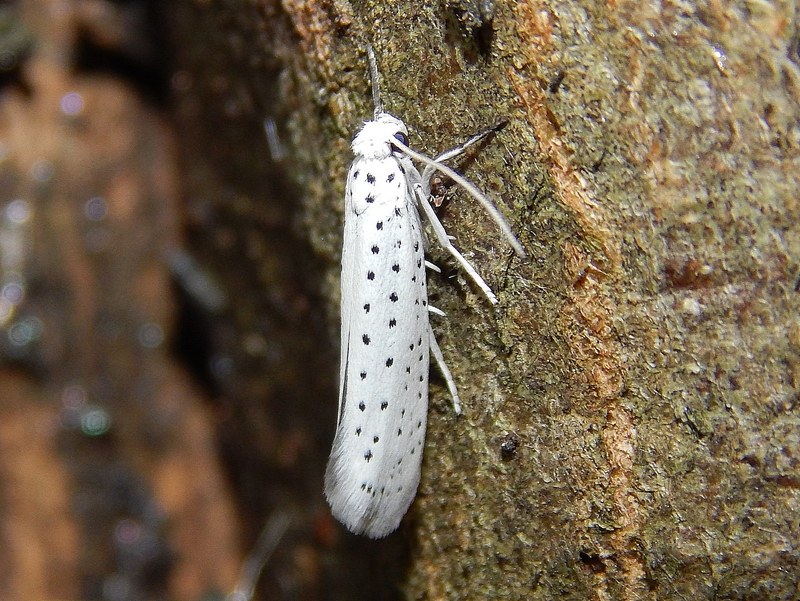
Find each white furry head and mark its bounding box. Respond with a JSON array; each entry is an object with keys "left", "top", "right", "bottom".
[{"left": 351, "top": 112, "right": 409, "bottom": 159}]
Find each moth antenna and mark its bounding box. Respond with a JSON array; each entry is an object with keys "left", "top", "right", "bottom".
[{"left": 366, "top": 45, "right": 383, "bottom": 118}]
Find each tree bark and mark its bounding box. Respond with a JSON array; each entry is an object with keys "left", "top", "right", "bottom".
[{"left": 165, "top": 0, "right": 800, "bottom": 599}]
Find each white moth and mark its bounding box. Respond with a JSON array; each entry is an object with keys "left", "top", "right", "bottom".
[{"left": 324, "top": 46, "right": 525, "bottom": 538}]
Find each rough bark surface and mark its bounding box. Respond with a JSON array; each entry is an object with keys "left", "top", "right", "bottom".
[{"left": 162, "top": 1, "right": 800, "bottom": 599}]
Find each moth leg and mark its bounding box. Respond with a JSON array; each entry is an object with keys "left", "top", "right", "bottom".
[
  {"left": 428, "top": 305, "right": 446, "bottom": 317},
  {"left": 395, "top": 138, "right": 525, "bottom": 259},
  {"left": 414, "top": 183, "right": 498, "bottom": 304},
  {"left": 424, "top": 260, "right": 441, "bottom": 273},
  {"left": 421, "top": 120, "right": 508, "bottom": 190},
  {"left": 429, "top": 327, "right": 462, "bottom": 415}
]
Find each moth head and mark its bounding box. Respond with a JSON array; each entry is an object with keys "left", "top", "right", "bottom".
[{"left": 352, "top": 112, "right": 409, "bottom": 159}]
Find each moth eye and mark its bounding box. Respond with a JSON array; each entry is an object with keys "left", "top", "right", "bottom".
[{"left": 391, "top": 132, "right": 409, "bottom": 155}]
